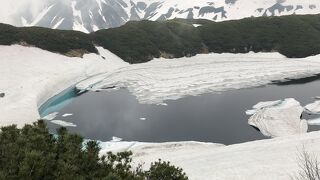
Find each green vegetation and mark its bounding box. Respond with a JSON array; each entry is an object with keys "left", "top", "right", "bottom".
[
  {"left": 0, "top": 23, "right": 97, "bottom": 57},
  {"left": 1, "top": 14, "right": 320, "bottom": 63},
  {"left": 0, "top": 120, "right": 188, "bottom": 180},
  {"left": 93, "top": 20, "right": 203, "bottom": 63},
  {"left": 200, "top": 15, "right": 320, "bottom": 58}
]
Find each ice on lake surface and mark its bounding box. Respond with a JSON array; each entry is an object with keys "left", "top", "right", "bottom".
[{"left": 46, "top": 77, "right": 320, "bottom": 145}]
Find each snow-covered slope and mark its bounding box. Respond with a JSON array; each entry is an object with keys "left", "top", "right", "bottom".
[
  {"left": 1, "top": 0, "right": 319, "bottom": 32},
  {"left": 0, "top": 45, "right": 127, "bottom": 127},
  {"left": 3, "top": 45, "right": 320, "bottom": 179}
]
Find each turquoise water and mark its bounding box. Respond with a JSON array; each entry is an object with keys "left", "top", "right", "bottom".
[{"left": 39, "top": 87, "right": 81, "bottom": 117}]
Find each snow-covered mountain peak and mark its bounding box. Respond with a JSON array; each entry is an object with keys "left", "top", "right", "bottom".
[{"left": 0, "top": 0, "right": 319, "bottom": 32}]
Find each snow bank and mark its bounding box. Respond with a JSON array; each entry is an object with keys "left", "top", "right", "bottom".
[
  {"left": 0, "top": 45, "right": 127, "bottom": 127},
  {"left": 109, "top": 131, "right": 320, "bottom": 180},
  {"left": 248, "top": 98, "right": 308, "bottom": 137},
  {"left": 78, "top": 52, "right": 320, "bottom": 105}
]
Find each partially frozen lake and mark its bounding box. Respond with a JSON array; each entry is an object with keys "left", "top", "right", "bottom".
[{"left": 44, "top": 75, "right": 320, "bottom": 145}]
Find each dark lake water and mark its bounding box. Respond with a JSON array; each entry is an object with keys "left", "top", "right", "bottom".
[{"left": 45, "top": 76, "right": 320, "bottom": 145}]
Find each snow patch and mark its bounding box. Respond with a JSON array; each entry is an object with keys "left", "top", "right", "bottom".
[
  {"left": 192, "top": 24, "right": 202, "bottom": 27},
  {"left": 52, "top": 18, "right": 64, "bottom": 29},
  {"left": 28, "top": 5, "right": 55, "bottom": 26}
]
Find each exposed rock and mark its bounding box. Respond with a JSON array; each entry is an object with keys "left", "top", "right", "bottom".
[
  {"left": 0, "top": 93, "right": 4, "bottom": 98},
  {"left": 248, "top": 98, "right": 308, "bottom": 137},
  {"left": 64, "top": 49, "right": 89, "bottom": 58}
]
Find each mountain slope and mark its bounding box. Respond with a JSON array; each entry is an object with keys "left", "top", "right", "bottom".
[
  {"left": 1, "top": 0, "right": 320, "bottom": 32},
  {"left": 2, "top": 14, "right": 320, "bottom": 63}
]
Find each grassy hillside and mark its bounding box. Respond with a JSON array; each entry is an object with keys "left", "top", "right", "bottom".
[{"left": 1, "top": 14, "right": 320, "bottom": 63}]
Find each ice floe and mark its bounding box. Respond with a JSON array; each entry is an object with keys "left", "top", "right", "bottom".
[
  {"left": 305, "top": 100, "right": 320, "bottom": 114},
  {"left": 51, "top": 120, "right": 77, "bottom": 127},
  {"left": 248, "top": 98, "right": 308, "bottom": 137},
  {"left": 139, "top": 117, "right": 147, "bottom": 121},
  {"left": 252, "top": 100, "right": 282, "bottom": 109},
  {"left": 42, "top": 112, "right": 58, "bottom": 121},
  {"left": 157, "top": 102, "right": 168, "bottom": 106},
  {"left": 111, "top": 136, "right": 123, "bottom": 142},
  {"left": 308, "top": 118, "right": 320, "bottom": 125},
  {"left": 246, "top": 100, "right": 283, "bottom": 115},
  {"left": 62, "top": 113, "right": 73, "bottom": 117}
]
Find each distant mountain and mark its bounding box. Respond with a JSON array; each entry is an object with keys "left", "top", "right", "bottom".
[{"left": 0, "top": 0, "right": 319, "bottom": 33}]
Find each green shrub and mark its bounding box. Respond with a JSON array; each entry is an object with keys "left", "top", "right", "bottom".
[
  {"left": 147, "top": 159, "right": 188, "bottom": 180},
  {"left": 0, "top": 120, "right": 188, "bottom": 180}
]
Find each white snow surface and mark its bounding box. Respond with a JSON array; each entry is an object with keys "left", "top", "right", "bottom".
[
  {"left": 0, "top": 45, "right": 127, "bottom": 127},
  {"left": 3, "top": 45, "right": 320, "bottom": 179},
  {"left": 248, "top": 98, "right": 308, "bottom": 137},
  {"left": 78, "top": 52, "right": 320, "bottom": 105},
  {"left": 305, "top": 100, "right": 320, "bottom": 114},
  {"left": 99, "top": 132, "right": 320, "bottom": 180}
]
